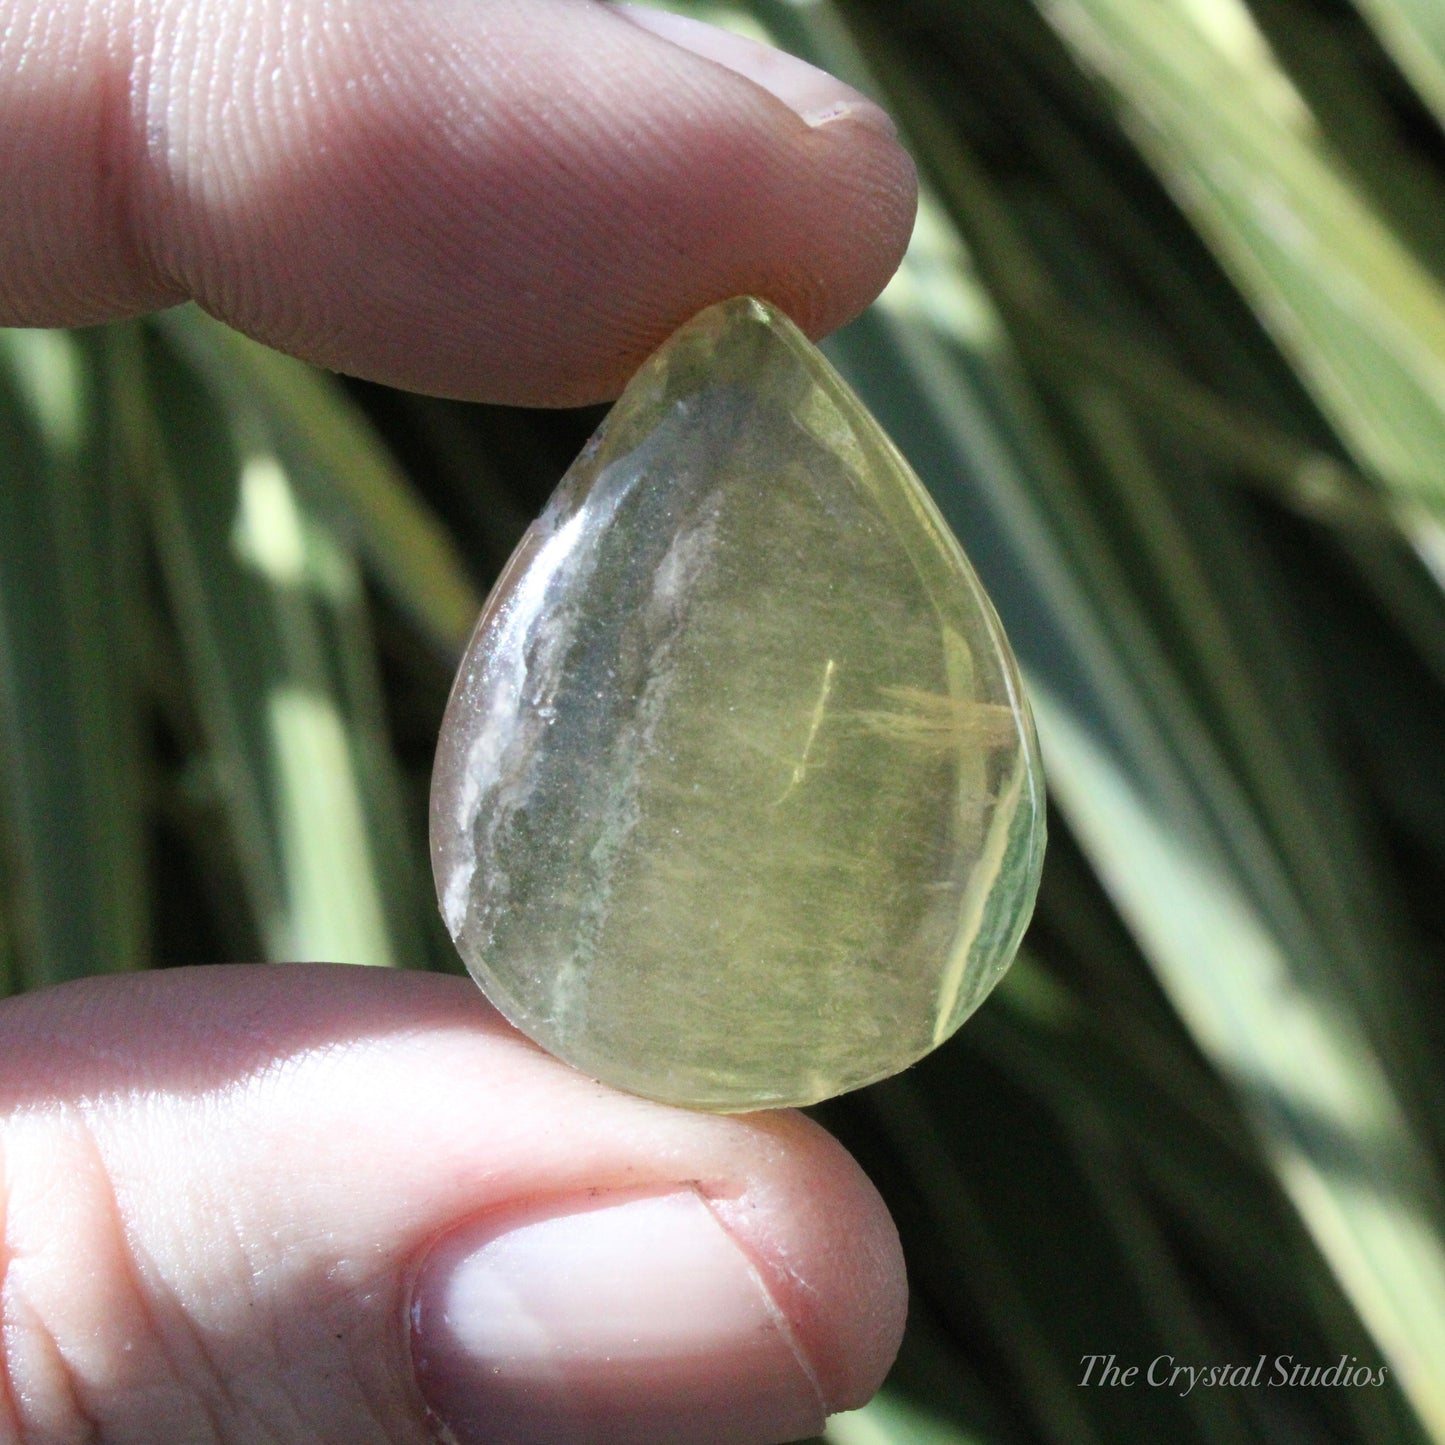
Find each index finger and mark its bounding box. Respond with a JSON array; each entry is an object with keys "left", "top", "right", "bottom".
[{"left": 0, "top": 0, "right": 917, "bottom": 404}]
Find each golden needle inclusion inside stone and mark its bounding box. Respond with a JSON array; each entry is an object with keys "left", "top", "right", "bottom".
[{"left": 430, "top": 297, "right": 1045, "bottom": 1111}]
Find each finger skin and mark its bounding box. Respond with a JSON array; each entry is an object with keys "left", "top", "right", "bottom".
[
  {"left": 0, "top": 964, "right": 906, "bottom": 1443},
  {"left": 0, "top": 0, "right": 917, "bottom": 404}
]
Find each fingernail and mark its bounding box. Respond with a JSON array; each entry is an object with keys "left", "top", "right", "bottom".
[
  {"left": 412, "top": 1190, "right": 827, "bottom": 1445},
  {"left": 613, "top": 4, "right": 897, "bottom": 136}
]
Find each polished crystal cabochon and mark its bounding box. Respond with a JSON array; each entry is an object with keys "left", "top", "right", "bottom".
[{"left": 430, "top": 297, "right": 1045, "bottom": 1111}]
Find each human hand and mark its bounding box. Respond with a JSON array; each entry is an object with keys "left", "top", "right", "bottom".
[
  {"left": 0, "top": 3, "right": 918, "bottom": 1442},
  {"left": 3, "top": 0, "right": 914, "bottom": 405}
]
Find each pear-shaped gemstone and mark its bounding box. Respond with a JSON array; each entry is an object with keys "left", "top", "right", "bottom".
[{"left": 430, "top": 297, "right": 1045, "bottom": 1111}]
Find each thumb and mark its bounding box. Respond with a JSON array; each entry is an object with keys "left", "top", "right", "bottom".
[{"left": 0, "top": 964, "right": 905, "bottom": 1444}]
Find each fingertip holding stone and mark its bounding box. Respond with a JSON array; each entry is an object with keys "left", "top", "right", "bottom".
[
  {"left": 611, "top": 4, "right": 898, "bottom": 136},
  {"left": 411, "top": 1190, "right": 828, "bottom": 1445}
]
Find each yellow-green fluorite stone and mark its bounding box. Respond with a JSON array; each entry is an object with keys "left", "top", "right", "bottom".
[{"left": 430, "top": 297, "right": 1044, "bottom": 1111}]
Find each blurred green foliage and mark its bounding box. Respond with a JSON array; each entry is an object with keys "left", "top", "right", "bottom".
[{"left": 3, "top": 0, "right": 1445, "bottom": 1440}]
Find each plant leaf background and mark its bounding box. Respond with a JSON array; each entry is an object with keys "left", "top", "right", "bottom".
[{"left": 3, "top": 1, "right": 1444, "bottom": 1440}]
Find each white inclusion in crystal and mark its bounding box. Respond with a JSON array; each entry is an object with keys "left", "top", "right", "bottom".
[
  {"left": 555, "top": 514, "right": 717, "bottom": 1020},
  {"left": 442, "top": 506, "right": 593, "bottom": 938},
  {"left": 648, "top": 512, "right": 717, "bottom": 620}
]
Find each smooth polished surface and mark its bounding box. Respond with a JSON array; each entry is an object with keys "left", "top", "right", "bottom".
[{"left": 431, "top": 297, "right": 1044, "bottom": 1110}]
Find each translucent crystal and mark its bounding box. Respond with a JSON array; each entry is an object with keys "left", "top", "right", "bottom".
[{"left": 430, "top": 297, "right": 1045, "bottom": 1111}]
